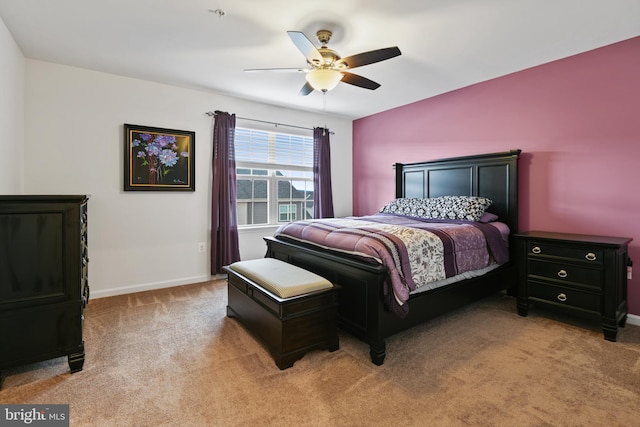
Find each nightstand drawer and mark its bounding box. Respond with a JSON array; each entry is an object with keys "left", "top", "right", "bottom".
[
  {"left": 527, "top": 242, "right": 603, "bottom": 264},
  {"left": 528, "top": 259, "right": 601, "bottom": 288},
  {"left": 529, "top": 282, "right": 601, "bottom": 312}
]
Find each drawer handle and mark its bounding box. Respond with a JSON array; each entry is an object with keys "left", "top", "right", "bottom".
[
  {"left": 557, "top": 293, "right": 567, "bottom": 302},
  {"left": 585, "top": 252, "right": 597, "bottom": 261},
  {"left": 532, "top": 246, "right": 541, "bottom": 254},
  {"left": 557, "top": 269, "right": 568, "bottom": 278}
]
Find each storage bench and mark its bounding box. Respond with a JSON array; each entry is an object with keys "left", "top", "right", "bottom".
[{"left": 224, "top": 258, "right": 339, "bottom": 369}]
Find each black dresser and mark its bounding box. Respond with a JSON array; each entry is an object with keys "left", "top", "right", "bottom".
[
  {"left": 514, "top": 231, "right": 632, "bottom": 341},
  {"left": 0, "top": 195, "right": 89, "bottom": 385}
]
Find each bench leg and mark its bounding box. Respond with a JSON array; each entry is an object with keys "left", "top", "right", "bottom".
[
  {"left": 275, "top": 356, "right": 296, "bottom": 370},
  {"left": 328, "top": 335, "right": 339, "bottom": 352},
  {"left": 226, "top": 305, "right": 237, "bottom": 318},
  {"left": 369, "top": 340, "right": 386, "bottom": 366}
]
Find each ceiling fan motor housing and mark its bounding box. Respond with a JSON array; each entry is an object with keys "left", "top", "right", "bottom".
[
  {"left": 317, "top": 47, "right": 341, "bottom": 68},
  {"left": 316, "top": 30, "right": 333, "bottom": 45},
  {"left": 311, "top": 30, "right": 341, "bottom": 68}
]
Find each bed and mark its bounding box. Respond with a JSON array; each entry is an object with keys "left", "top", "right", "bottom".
[{"left": 264, "top": 149, "right": 521, "bottom": 365}]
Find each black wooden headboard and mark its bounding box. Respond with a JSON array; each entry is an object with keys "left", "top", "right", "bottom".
[{"left": 394, "top": 149, "right": 521, "bottom": 233}]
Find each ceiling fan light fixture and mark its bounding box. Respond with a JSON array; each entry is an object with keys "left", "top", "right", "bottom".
[{"left": 305, "top": 69, "right": 343, "bottom": 92}]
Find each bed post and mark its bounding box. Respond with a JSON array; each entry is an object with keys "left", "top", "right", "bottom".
[{"left": 394, "top": 163, "right": 404, "bottom": 199}]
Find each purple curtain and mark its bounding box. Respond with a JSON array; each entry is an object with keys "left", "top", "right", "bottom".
[
  {"left": 211, "top": 111, "right": 240, "bottom": 274},
  {"left": 313, "top": 127, "right": 334, "bottom": 218}
]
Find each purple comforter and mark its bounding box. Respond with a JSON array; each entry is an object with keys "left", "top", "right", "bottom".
[{"left": 273, "top": 214, "right": 509, "bottom": 317}]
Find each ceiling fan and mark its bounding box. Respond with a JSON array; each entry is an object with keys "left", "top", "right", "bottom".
[{"left": 245, "top": 30, "right": 401, "bottom": 95}]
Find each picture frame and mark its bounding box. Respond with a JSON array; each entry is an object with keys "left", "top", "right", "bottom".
[{"left": 124, "top": 124, "right": 195, "bottom": 191}]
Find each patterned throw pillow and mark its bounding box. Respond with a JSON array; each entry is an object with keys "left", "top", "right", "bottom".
[{"left": 380, "top": 196, "right": 492, "bottom": 222}]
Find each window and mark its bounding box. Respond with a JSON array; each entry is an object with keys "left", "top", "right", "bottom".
[
  {"left": 279, "top": 204, "right": 297, "bottom": 222},
  {"left": 235, "top": 127, "right": 314, "bottom": 227}
]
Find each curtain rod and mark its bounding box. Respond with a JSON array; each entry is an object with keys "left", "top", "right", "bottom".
[{"left": 204, "top": 111, "right": 334, "bottom": 135}]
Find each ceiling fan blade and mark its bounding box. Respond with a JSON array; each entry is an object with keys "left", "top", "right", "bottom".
[
  {"left": 338, "top": 47, "right": 401, "bottom": 69},
  {"left": 340, "top": 72, "right": 381, "bottom": 90},
  {"left": 298, "top": 82, "right": 314, "bottom": 96},
  {"left": 287, "top": 31, "right": 323, "bottom": 65},
  {"left": 244, "top": 67, "right": 307, "bottom": 73}
]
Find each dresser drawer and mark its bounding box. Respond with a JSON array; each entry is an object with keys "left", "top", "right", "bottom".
[
  {"left": 528, "top": 281, "right": 601, "bottom": 312},
  {"left": 528, "top": 259, "right": 602, "bottom": 288},
  {"left": 527, "top": 242, "right": 603, "bottom": 264}
]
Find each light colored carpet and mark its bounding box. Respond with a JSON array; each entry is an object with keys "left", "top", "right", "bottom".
[{"left": 1, "top": 279, "right": 639, "bottom": 426}]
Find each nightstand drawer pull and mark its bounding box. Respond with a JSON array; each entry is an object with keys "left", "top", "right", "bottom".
[
  {"left": 557, "top": 270, "right": 568, "bottom": 278},
  {"left": 585, "top": 252, "right": 597, "bottom": 261},
  {"left": 557, "top": 293, "right": 567, "bottom": 302},
  {"left": 532, "top": 246, "right": 541, "bottom": 254}
]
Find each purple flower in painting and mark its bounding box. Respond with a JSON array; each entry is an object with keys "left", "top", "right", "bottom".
[
  {"left": 155, "top": 134, "right": 176, "bottom": 148},
  {"left": 137, "top": 151, "right": 146, "bottom": 158},
  {"left": 159, "top": 149, "right": 178, "bottom": 167},
  {"left": 132, "top": 139, "right": 141, "bottom": 147},
  {"left": 146, "top": 142, "right": 162, "bottom": 157},
  {"left": 180, "top": 152, "right": 189, "bottom": 157},
  {"left": 140, "top": 133, "right": 152, "bottom": 142}
]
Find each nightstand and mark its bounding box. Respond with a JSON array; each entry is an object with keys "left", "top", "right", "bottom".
[{"left": 514, "top": 231, "right": 632, "bottom": 341}]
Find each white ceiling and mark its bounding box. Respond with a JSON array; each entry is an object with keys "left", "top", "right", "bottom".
[{"left": 1, "top": 0, "right": 639, "bottom": 119}]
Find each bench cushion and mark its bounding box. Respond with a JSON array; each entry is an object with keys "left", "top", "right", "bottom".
[{"left": 227, "top": 258, "right": 332, "bottom": 298}]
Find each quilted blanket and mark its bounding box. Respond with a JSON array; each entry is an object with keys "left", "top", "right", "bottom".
[{"left": 273, "top": 214, "right": 509, "bottom": 317}]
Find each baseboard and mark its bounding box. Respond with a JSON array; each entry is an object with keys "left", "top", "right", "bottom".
[
  {"left": 90, "top": 274, "right": 226, "bottom": 299},
  {"left": 91, "top": 284, "right": 640, "bottom": 325},
  {"left": 627, "top": 313, "right": 640, "bottom": 327}
]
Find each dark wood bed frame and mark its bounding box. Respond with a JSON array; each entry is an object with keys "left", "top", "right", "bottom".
[{"left": 264, "top": 149, "right": 521, "bottom": 365}]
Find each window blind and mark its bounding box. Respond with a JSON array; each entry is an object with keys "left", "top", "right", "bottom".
[{"left": 235, "top": 127, "right": 313, "bottom": 170}]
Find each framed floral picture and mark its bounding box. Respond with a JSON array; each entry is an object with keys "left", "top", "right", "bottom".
[{"left": 124, "top": 124, "right": 195, "bottom": 191}]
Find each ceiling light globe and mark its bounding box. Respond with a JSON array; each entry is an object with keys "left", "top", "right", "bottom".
[{"left": 305, "top": 69, "right": 343, "bottom": 92}]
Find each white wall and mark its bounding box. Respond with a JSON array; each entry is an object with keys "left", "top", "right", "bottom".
[
  {"left": 24, "top": 60, "right": 353, "bottom": 298},
  {"left": 0, "top": 15, "right": 24, "bottom": 193}
]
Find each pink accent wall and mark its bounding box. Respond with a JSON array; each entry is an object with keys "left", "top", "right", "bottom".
[{"left": 353, "top": 37, "right": 640, "bottom": 315}]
